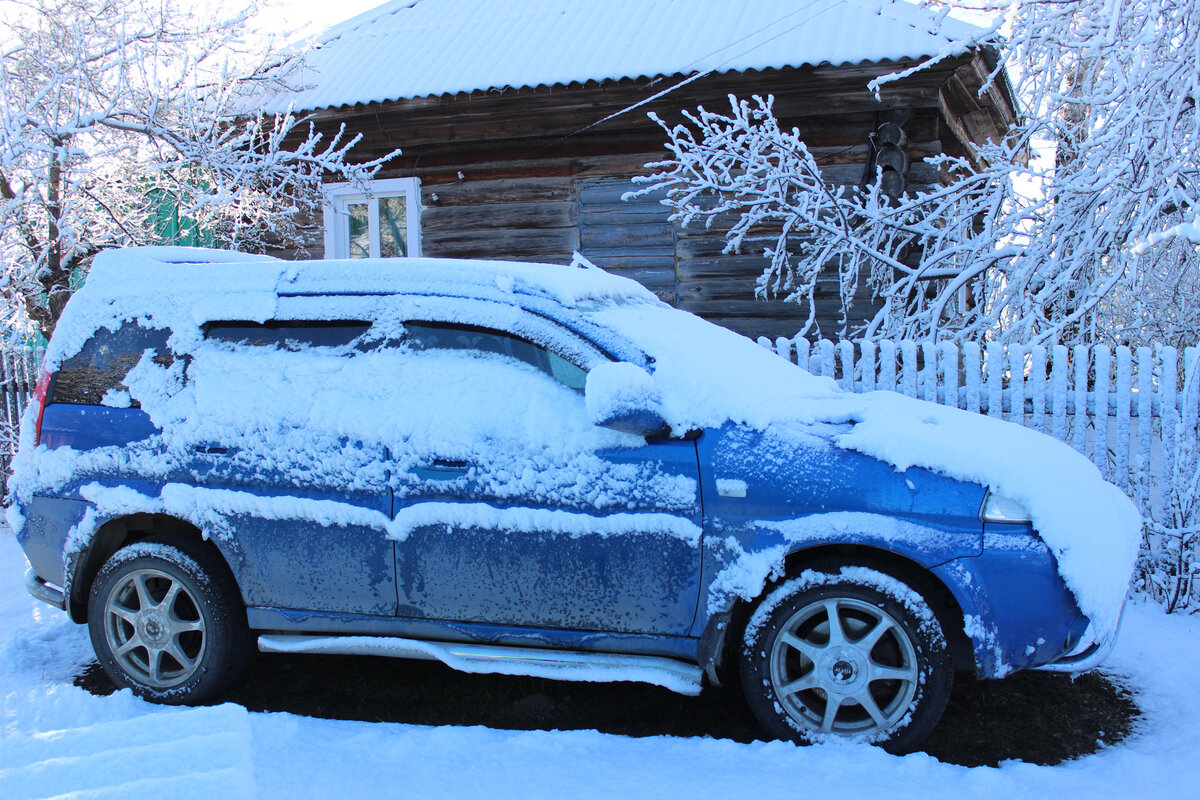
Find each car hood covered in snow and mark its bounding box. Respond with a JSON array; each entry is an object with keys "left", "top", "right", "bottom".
[{"left": 585, "top": 301, "right": 1143, "bottom": 634}]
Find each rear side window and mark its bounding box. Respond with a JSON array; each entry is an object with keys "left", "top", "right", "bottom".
[
  {"left": 204, "top": 320, "right": 372, "bottom": 350},
  {"left": 52, "top": 323, "right": 173, "bottom": 406}
]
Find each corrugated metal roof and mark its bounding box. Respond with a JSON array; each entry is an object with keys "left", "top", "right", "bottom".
[{"left": 261, "top": 0, "right": 984, "bottom": 113}]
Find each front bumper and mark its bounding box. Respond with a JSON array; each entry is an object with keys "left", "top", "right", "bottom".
[{"left": 1035, "top": 604, "right": 1124, "bottom": 674}]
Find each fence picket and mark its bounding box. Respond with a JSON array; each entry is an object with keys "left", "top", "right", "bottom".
[
  {"left": 1051, "top": 345, "right": 1069, "bottom": 442},
  {"left": 1031, "top": 345, "right": 1047, "bottom": 434},
  {"left": 963, "top": 341, "right": 981, "bottom": 414},
  {"left": 1136, "top": 346, "right": 1153, "bottom": 508},
  {"left": 922, "top": 342, "right": 938, "bottom": 404},
  {"left": 1073, "top": 344, "right": 1089, "bottom": 455},
  {"left": 819, "top": 339, "right": 836, "bottom": 381},
  {"left": 839, "top": 340, "right": 855, "bottom": 391},
  {"left": 1160, "top": 345, "right": 1179, "bottom": 516},
  {"left": 774, "top": 336, "right": 792, "bottom": 363},
  {"left": 860, "top": 341, "right": 877, "bottom": 393},
  {"left": 987, "top": 343, "right": 1004, "bottom": 418},
  {"left": 1115, "top": 347, "right": 1132, "bottom": 492},
  {"left": 900, "top": 341, "right": 918, "bottom": 398},
  {"left": 941, "top": 342, "right": 959, "bottom": 410},
  {"left": 1094, "top": 346, "right": 1112, "bottom": 479},
  {"left": 1008, "top": 345, "right": 1026, "bottom": 425},
  {"left": 879, "top": 340, "right": 897, "bottom": 393}
]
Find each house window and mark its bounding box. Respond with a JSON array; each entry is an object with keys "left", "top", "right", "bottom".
[{"left": 323, "top": 177, "right": 421, "bottom": 259}]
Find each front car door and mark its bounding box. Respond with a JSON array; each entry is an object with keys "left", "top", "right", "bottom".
[{"left": 382, "top": 303, "right": 703, "bottom": 636}]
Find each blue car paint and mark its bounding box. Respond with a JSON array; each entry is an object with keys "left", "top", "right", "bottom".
[
  {"left": 39, "top": 404, "right": 159, "bottom": 451},
  {"left": 16, "top": 495, "right": 90, "bottom": 588},
  {"left": 390, "top": 437, "right": 703, "bottom": 636},
  {"left": 932, "top": 524, "right": 1088, "bottom": 674},
  {"left": 19, "top": 289, "right": 1094, "bottom": 683}
]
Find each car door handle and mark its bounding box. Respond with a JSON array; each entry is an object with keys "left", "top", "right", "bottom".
[
  {"left": 194, "top": 444, "right": 235, "bottom": 455},
  {"left": 414, "top": 458, "right": 470, "bottom": 480}
]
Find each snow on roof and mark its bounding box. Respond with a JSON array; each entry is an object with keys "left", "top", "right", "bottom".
[
  {"left": 80, "top": 248, "right": 656, "bottom": 306},
  {"left": 260, "top": 0, "right": 986, "bottom": 113},
  {"left": 46, "top": 248, "right": 659, "bottom": 365}
]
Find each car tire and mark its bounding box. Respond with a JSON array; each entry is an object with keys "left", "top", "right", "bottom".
[
  {"left": 740, "top": 564, "right": 952, "bottom": 753},
  {"left": 87, "top": 535, "right": 252, "bottom": 704}
]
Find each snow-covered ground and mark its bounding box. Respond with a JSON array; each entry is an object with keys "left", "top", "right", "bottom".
[{"left": 1, "top": 525, "right": 1197, "bottom": 800}]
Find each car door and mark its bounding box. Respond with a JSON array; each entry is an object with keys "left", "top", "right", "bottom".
[
  {"left": 385, "top": 315, "right": 703, "bottom": 636},
  {"left": 179, "top": 316, "right": 396, "bottom": 616}
]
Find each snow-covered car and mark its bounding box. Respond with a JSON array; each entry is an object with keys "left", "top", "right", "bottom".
[{"left": 9, "top": 247, "right": 1140, "bottom": 752}]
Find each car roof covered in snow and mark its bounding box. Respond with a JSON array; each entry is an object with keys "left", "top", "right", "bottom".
[{"left": 83, "top": 247, "right": 660, "bottom": 309}]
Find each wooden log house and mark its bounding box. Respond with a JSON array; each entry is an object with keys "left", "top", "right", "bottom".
[{"left": 261, "top": 0, "right": 1016, "bottom": 341}]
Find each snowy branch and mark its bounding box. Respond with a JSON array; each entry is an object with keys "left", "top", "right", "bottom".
[
  {"left": 635, "top": 0, "right": 1200, "bottom": 347},
  {"left": 0, "top": 0, "right": 401, "bottom": 339}
]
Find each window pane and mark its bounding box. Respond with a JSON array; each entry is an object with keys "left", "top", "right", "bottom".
[
  {"left": 348, "top": 203, "right": 369, "bottom": 258},
  {"left": 379, "top": 196, "right": 407, "bottom": 257},
  {"left": 52, "top": 323, "right": 172, "bottom": 407},
  {"left": 205, "top": 321, "right": 372, "bottom": 351},
  {"left": 547, "top": 351, "right": 588, "bottom": 392},
  {"left": 404, "top": 322, "right": 585, "bottom": 392}
]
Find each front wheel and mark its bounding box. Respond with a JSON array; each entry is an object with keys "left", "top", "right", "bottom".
[
  {"left": 87, "top": 536, "right": 251, "bottom": 704},
  {"left": 740, "top": 565, "right": 952, "bottom": 752}
]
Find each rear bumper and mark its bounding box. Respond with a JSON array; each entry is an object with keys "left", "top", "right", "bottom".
[{"left": 25, "top": 568, "right": 66, "bottom": 610}]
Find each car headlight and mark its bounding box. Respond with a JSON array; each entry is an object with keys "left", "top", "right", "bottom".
[{"left": 980, "top": 490, "right": 1033, "bottom": 524}]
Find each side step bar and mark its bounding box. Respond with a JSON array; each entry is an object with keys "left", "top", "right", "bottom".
[{"left": 257, "top": 634, "right": 703, "bottom": 696}]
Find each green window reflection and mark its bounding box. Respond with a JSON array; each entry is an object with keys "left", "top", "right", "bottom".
[
  {"left": 348, "top": 203, "right": 370, "bottom": 259},
  {"left": 379, "top": 196, "right": 407, "bottom": 257}
]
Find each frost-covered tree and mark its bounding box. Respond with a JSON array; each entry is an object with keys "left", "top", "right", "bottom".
[
  {"left": 633, "top": 0, "right": 1200, "bottom": 346},
  {"left": 0, "top": 0, "right": 397, "bottom": 339}
]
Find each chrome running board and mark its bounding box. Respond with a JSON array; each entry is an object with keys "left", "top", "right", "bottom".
[{"left": 257, "top": 634, "right": 703, "bottom": 695}]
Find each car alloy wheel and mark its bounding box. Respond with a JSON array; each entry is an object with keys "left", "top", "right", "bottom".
[
  {"left": 88, "top": 535, "right": 251, "bottom": 703},
  {"left": 100, "top": 566, "right": 207, "bottom": 688},
  {"left": 741, "top": 565, "right": 953, "bottom": 752}
]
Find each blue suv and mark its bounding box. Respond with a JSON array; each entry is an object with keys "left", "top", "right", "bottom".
[{"left": 10, "top": 247, "right": 1139, "bottom": 752}]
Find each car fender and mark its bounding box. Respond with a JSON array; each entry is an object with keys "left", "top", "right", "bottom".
[{"left": 57, "top": 483, "right": 251, "bottom": 618}]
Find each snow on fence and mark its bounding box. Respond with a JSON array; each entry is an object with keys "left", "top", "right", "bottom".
[
  {"left": 758, "top": 335, "right": 1200, "bottom": 612},
  {"left": 0, "top": 346, "right": 42, "bottom": 498}
]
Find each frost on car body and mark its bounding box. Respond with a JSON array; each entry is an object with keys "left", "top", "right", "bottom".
[{"left": 11, "top": 247, "right": 1141, "bottom": 750}]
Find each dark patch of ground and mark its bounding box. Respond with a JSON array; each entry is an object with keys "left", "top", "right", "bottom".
[{"left": 75, "top": 653, "right": 1139, "bottom": 767}]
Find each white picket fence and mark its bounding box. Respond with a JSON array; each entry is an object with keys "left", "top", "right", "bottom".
[
  {"left": 757, "top": 335, "right": 1198, "bottom": 508},
  {"left": 0, "top": 346, "right": 43, "bottom": 496}
]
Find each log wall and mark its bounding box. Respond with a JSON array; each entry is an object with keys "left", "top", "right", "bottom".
[{"left": 297, "top": 57, "right": 1008, "bottom": 341}]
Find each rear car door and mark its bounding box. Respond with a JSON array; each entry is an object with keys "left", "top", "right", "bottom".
[{"left": 180, "top": 317, "right": 396, "bottom": 616}]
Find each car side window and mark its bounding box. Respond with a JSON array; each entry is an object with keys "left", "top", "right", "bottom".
[
  {"left": 52, "top": 323, "right": 173, "bottom": 407},
  {"left": 204, "top": 320, "right": 372, "bottom": 351},
  {"left": 404, "top": 322, "right": 589, "bottom": 392}
]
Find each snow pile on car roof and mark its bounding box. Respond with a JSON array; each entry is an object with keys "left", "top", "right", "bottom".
[{"left": 46, "top": 248, "right": 660, "bottom": 371}]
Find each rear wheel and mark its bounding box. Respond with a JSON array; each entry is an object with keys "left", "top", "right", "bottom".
[
  {"left": 87, "top": 536, "right": 251, "bottom": 703},
  {"left": 740, "top": 565, "right": 952, "bottom": 753}
]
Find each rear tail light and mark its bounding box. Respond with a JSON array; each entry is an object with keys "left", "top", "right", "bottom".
[{"left": 32, "top": 369, "right": 51, "bottom": 446}]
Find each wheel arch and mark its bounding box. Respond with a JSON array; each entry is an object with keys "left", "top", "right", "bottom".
[
  {"left": 65, "top": 513, "right": 239, "bottom": 623},
  {"left": 709, "top": 543, "right": 974, "bottom": 684}
]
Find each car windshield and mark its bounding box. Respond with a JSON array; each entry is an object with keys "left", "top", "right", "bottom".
[{"left": 582, "top": 302, "right": 843, "bottom": 431}]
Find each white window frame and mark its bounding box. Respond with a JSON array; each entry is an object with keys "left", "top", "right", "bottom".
[{"left": 323, "top": 177, "right": 422, "bottom": 259}]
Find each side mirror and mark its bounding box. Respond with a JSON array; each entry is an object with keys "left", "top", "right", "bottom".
[{"left": 585, "top": 362, "right": 668, "bottom": 437}]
